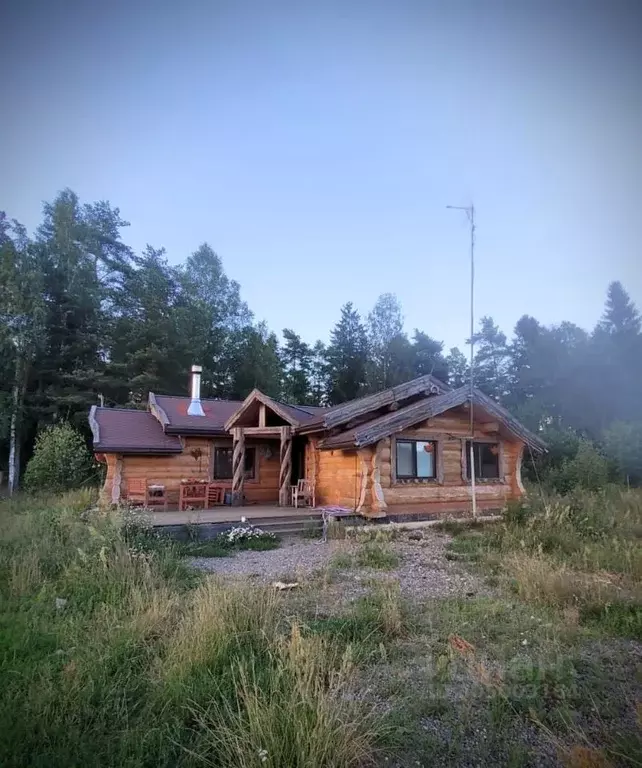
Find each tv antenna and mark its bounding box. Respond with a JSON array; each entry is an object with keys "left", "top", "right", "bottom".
[{"left": 446, "top": 204, "right": 477, "bottom": 518}]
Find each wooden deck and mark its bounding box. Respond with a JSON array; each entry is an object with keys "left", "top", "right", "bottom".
[
  {"left": 150, "top": 505, "right": 321, "bottom": 526},
  {"left": 149, "top": 498, "right": 503, "bottom": 527}
]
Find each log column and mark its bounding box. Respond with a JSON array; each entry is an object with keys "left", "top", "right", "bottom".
[
  {"left": 232, "top": 428, "right": 245, "bottom": 506},
  {"left": 369, "top": 442, "right": 388, "bottom": 518},
  {"left": 279, "top": 426, "right": 292, "bottom": 506},
  {"left": 111, "top": 455, "right": 123, "bottom": 505}
]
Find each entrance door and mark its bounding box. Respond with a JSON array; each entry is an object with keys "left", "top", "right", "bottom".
[{"left": 291, "top": 437, "right": 306, "bottom": 485}]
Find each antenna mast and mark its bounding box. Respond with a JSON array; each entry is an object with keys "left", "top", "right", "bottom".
[{"left": 447, "top": 204, "right": 477, "bottom": 518}]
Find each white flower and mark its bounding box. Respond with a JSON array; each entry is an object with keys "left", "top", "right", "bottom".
[{"left": 258, "top": 748, "right": 268, "bottom": 763}]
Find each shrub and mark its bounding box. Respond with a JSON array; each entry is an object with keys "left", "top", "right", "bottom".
[
  {"left": 549, "top": 440, "right": 609, "bottom": 494},
  {"left": 23, "top": 423, "right": 97, "bottom": 493}
]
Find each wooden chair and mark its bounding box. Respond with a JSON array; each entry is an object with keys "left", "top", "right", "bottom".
[
  {"left": 125, "top": 478, "right": 147, "bottom": 506},
  {"left": 146, "top": 483, "right": 168, "bottom": 511},
  {"left": 291, "top": 479, "right": 315, "bottom": 508},
  {"left": 206, "top": 484, "right": 224, "bottom": 507},
  {"left": 179, "top": 482, "right": 208, "bottom": 511}
]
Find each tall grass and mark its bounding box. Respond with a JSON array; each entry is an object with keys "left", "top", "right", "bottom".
[
  {"left": 450, "top": 488, "right": 642, "bottom": 638},
  {"left": 0, "top": 492, "right": 378, "bottom": 767}
]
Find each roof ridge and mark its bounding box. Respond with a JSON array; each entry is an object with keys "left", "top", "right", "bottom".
[
  {"left": 96, "top": 406, "right": 149, "bottom": 412},
  {"left": 153, "top": 393, "right": 243, "bottom": 404}
]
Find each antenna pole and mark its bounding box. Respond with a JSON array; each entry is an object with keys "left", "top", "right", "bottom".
[{"left": 447, "top": 203, "right": 477, "bottom": 519}]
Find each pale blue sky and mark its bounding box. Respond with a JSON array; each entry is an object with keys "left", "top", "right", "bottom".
[{"left": 2, "top": 0, "right": 641, "bottom": 350}]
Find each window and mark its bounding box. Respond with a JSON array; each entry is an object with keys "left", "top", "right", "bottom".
[
  {"left": 466, "top": 441, "right": 500, "bottom": 480},
  {"left": 395, "top": 439, "right": 437, "bottom": 480},
  {"left": 212, "top": 447, "right": 256, "bottom": 480}
]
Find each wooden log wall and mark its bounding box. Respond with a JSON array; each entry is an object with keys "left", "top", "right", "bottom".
[
  {"left": 312, "top": 446, "right": 360, "bottom": 509},
  {"left": 377, "top": 409, "right": 524, "bottom": 507},
  {"left": 100, "top": 437, "right": 281, "bottom": 507}
]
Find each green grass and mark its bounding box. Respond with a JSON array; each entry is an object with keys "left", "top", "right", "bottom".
[
  {"left": 329, "top": 542, "right": 400, "bottom": 571},
  {"left": 0, "top": 491, "right": 378, "bottom": 768},
  {"left": 2, "top": 487, "right": 640, "bottom": 768},
  {"left": 445, "top": 488, "right": 642, "bottom": 640},
  {"left": 173, "top": 534, "right": 280, "bottom": 558}
]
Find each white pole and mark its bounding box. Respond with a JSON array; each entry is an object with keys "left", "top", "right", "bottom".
[{"left": 447, "top": 204, "right": 477, "bottom": 518}]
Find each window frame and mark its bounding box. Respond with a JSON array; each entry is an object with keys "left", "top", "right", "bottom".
[
  {"left": 211, "top": 445, "right": 257, "bottom": 481},
  {"left": 394, "top": 438, "right": 438, "bottom": 481},
  {"left": 464, "top": 440, "right": 502, "bottom": 481}
]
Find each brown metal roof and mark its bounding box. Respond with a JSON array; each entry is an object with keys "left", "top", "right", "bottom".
[
  {"left": 151, "top": 394, "right": 243, "bottom": 434},
  {"left": 90, "top": 407, "right": 183, "bottom": 454}
]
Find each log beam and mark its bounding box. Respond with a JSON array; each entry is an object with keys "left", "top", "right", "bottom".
[
  {"left": 279, "top": 426, "right": 292, "bottom": 506},
  {"left": 111, "top": 455, "right": 123, "bottom": 505},
  {"left": 232, "top": 428, "right": 245, "bottom": 505}
]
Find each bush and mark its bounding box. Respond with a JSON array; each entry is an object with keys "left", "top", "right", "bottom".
[
  {"left": 23, "top": 423, "right": 97, "bottom": 493},
  {"left": 548, "top": 439, "right": 609, "bottom": 493}
]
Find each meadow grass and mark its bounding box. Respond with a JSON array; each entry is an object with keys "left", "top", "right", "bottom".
[
  {"left": 0, "top": 491, "right": 378, "bottom": 768},
  {"left": 446, "top": 488, "right": 642, "bottom": 639}
]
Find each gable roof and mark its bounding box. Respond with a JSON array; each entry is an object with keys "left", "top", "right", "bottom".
[
  {"left": 299, "top": 374, "right": 450, "bottom": 433},
  {"left": 319, "top": 386, "right": 546, "bottom": 452},
  {"left": 149, "top": 393, "right": 242, "bottom": 435},
  {"left": 90, "top": 406, "right": 183, "bottom": 454},
  {"left": 225, "top": 389, "right": 329, "bottom": 431}
]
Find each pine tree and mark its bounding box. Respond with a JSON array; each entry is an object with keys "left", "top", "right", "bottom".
[
  {"left": 445, "top": 347, "right": 468, "bottom": 389},
  {"left": 281, "top": 329, "right": 312, "bottom": 403},
  {"left": 367, "top": 293, "right": 405, "bottom": 390},
  {"left": 308, "top": 341, "right": 328, "bottom": 406},
  {"left": 326, "top": 302, "right": 368, "bottom": 404},
  {"left": 599, "top": 281, "right": 641, "bottom": 337},
  {"left": 471, "top": 316, "right": 510, "bottom": 401},
  {"left": 411, "top": 331, "right": 449, "bottom": 382}
]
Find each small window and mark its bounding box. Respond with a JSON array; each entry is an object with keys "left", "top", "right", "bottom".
[
  {"left": 395, "top": 439, "right": 437, "bottom": 480},
  {"left": 213, "top": 447, "right": 256, "bottom": 480},
  {"left": 466, "top": 442, "right": 500, "bottom": 480}
]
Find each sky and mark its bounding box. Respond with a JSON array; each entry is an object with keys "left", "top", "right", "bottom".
[{"left": 1, "top": 0, "right": 641, "bottom": 351}]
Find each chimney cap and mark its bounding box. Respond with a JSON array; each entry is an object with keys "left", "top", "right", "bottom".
[{"left": 191, "top": 364, "right": 203, "bottom": 373}]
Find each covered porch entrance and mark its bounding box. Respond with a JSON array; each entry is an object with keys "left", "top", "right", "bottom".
[
  {"left": 229, "top": 425, "right": 294, "bottom": 506},
  {"left": 225, "top": 388, "right": 315, "bottom": 508}
]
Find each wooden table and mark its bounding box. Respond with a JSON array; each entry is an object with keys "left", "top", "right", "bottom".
[{"left": 179, "top": 482, "right": 226, "bottom": 511}]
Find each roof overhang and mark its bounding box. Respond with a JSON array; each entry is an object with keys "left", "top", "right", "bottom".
[
  {"left": 225, "top": 389, "right": 302, "bottom": 430},
  {"left": 319, "top": 387, "right": 547, "bottom": 453}
]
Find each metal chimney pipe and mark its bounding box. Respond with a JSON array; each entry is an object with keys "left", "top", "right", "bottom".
[{"left": 187, "top": 365, "right": 205, "bottom": 416}]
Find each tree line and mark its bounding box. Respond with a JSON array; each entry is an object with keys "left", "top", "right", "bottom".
[{"left": 2, "top": 189, "right": 641, "bottom": 490}]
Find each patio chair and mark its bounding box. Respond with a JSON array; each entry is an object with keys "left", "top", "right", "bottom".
[
  {"left": 291, "top": 479, "right": 315, "bottom": 508},
  {"left": 125, "top": 478, "right": 147, "bottom": 506},
  {"left": 146, "top": 483, "right": 168, "bottom": 511},
  {"left": 207, "top": 484, "right": 224, "bottom": 507}
]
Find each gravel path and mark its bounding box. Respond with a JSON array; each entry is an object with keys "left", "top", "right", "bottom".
[{"left": 189, "top": 532, "right": 492, "bottom": 600}]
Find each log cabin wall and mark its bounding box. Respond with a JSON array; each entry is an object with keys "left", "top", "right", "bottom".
[
  {"left": 100, "top": 436, "right": 281, "bottom": 506},
  {"left": 308, "top": 438, "right": 361, "bottom": 510},
  {"left": 378, "top": 410, "right": 524, "bottom": 507}
]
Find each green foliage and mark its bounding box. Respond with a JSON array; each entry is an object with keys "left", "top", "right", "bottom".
[
  {"left": 3, "top": 190, "right": 642, "bottom": 494},
  {"left": 603, "top": 421, "right": 642, "bottom": 485},
  {"left": 448, "top": 487, "right": 642, "bottom": 638},
  {"left": 325, "top": 301, "right": 369, "bottom": 404},
  {"left": 355, "top": 542, "right": 400, "bottom": 570},
  {"left": 548, "top": 440, "right": 609, "bottom": 494},
  {"left": 23, "top": 423, "right": 96, "bottom": 493},
  {"left": 0, "top": 492, "right": 377, "bottom": 767}
]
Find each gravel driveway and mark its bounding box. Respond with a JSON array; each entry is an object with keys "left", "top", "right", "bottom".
[{"left": 189, "top": 532, "right": 491, "bottom": 600}]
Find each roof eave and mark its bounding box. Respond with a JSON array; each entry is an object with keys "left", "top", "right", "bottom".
[{"left": 93, "top": 446, "right": 183, "bottom": 455}]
